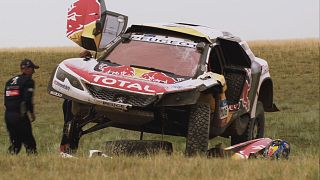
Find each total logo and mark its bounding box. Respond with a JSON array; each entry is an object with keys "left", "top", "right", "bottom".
[{"left": 92, "top": 75, "right": 160, "bottom": 93}]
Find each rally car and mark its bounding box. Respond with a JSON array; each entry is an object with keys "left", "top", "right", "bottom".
[{"left": 48, "top": 2, "right": 278, "bottom": 155}]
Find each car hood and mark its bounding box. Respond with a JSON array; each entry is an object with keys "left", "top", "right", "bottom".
[{"left": 61, "top": 58, "right": 219, "bottom": 94}]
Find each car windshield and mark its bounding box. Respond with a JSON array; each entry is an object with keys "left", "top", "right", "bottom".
[{"left": 103, "top": 36, "right": 202, "bottom": 77}]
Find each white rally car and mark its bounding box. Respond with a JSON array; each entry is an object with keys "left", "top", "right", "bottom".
[{"left": 48, "top": 4, "right": 278, "bottom": 155}]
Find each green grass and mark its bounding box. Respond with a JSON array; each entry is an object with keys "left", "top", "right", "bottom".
[{"left": 0, "top": 39, "right": 319, "bottom": 179}]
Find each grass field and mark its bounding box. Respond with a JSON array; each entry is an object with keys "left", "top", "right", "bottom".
[{"left": 0, "top": 39, "right": 319, "bottom": 179}]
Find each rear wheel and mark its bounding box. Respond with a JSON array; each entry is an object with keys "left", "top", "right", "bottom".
[
  {"left": 105, "top": 140, "right": 173, "bottom": 156},
  {"left": 231, "top": 101, "right": 265, "bottom": 145},
  {"left": 185, "top": 103, "right": 210, "bottom": 156}
]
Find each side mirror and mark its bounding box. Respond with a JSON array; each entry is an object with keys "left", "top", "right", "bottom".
[
  {"left": 196, "top": 42, "right": 206, "bottom": 52},
  {"left": 93, "top": 20, "right": 102, "bottom": 36},
  {"left": 120, "top": 33, "right": 131, "bottom": 43}
]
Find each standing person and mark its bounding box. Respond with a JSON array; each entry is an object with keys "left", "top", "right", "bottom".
[
  {"left": 59, "top": 50, "right": 92, "bottom": 153},
  {"left": 4, "top": 59, "right": 39, "bottom": 155}
]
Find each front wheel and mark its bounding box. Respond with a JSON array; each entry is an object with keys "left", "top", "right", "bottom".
[
  {"left": 231, "top": 101, "right": 265, "bottom": 145},
  {"left": 185, "top": 103, "right": 210, "bottom": 156},
  {"left": 60, "top": 119, "right": 81, "bottom": 154}
]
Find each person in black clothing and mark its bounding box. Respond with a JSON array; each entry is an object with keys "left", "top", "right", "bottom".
[
  {"left": 59, "top": 50, "right": 92, "bottom": 153},
  {"left": 4, "top": 58, "right": 39, "bottom": 155},
  {"left": 59, "top": 99, "right": 74, "bottom": 153}
]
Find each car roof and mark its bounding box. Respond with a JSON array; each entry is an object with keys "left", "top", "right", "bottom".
[{"left": 127, "top": 23, "right": 236, "bottom": 43}]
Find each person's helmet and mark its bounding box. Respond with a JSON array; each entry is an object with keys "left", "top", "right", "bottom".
[{"left": 263, "top": 139, "right": 290, "bottom": 160}]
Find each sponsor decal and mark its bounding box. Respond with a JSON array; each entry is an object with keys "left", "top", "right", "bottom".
[
  {"left": 242, "top": 68, "right": 251, "bottom": 111},
  {"left": 215, "top": 99, "right": 229, "bottom": 127},
  {"left": 92, "top": 75, "right": 156, "bottom": 93},
  {"left": 141, "top": 71, "right": 177, "bottom": 84},
  {"left": 113, "top": 95, "right": 127, "bottom": 103},
  {"left": 67, "top": 0, "right": 100, "bottom": 37},
  {"left": 54, "top": 80, "right": 71, "bottom": 91},
  {"left": 98, "top": 64, "right": 135, "bottom": 77},
  {"left": 5, "top": 90, "right": 20, "bottom": 97},
  {"left": 228, "top": 69, "right": 251, "bottom": 112},
  {"left": 100, "top": 100, "right": 130, "bottom": 110},
  {"left": 95, "top": 62, "right": 185, "bottom": 84},
  {"left": 66, "top": 64, "right": 167, "bottom": 94},
  {"left": 240, "top": 80, "right": 250, "bottom": 111},
  {"left": 176, "top": 78, "right": 186, "bottom": 82},
  {"left": 228, "top": 103, "right": 240, "bottom": 112},
  {"left": 50, "top": 91, "right": 63, "bottom": 97},
  {"left": 6, "top": 86, "right": 19, "bottom": 90},
  {"left": 219, "top": 99, "right": 228, "bottom": 120},
  {"left": 131, "top": 34, "right": 197, "bottom": 48},
  {"left": 228, "top": 81, "right": 250, "bottom": 112},
  {"left": 245, "top": 68, "right": 252, "bottom": 83},
  {"left": 10, "top": 77, "right": 19, "bottom": 85}
]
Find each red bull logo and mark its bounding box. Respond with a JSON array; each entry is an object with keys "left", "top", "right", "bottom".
[
  {"left": 67, "top": 0, "right": 101, "bottom": 37},
  {"left": 65, "top": 64, "right": 167, "bottom": 94},
  {"left": 96, "top": 63, "right": 177, "bottom": 84},
  {"left": 98, "top": 64, "right": 135, "bottom": 77},
  {"left": 241, "top": 80, "right": 251, "bottom": 111},
  {"left": 141, "top": 72, "right": 177, "bottom": 84}
]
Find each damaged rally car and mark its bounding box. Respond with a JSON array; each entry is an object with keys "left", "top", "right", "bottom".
[{"left": 48, "top": 7, "right": 278, "bottom": 155}]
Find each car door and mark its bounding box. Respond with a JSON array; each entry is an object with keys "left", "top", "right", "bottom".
[
  {"left": 96, "top": 11, "right": 128, "bottom": 51},
  {"left": 67, "top": 0, "right": 128, "bottom": 51},
  {"left": 216, "top": 38, "right": 252, "bottom": 111}
]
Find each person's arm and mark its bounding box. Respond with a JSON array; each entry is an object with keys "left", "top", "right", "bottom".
[{"left": 23, "top": 79, "right": 36, "bottom": 121}]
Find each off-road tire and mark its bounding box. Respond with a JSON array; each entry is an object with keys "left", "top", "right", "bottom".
[
  {"left": 62, "top": 119, "right": 81, "bottom": 153},
  {"left": 185, "top": 103, "right": 210, "bottom": 156},
  {"left": 224, "top": 68, "right": 246, "bottom": 104},
  {"left": 231, "top": 101, "right": 265, "bottom": 145},
  {"left": 105, "top": 140, "right": 173, "bottom": 156}
]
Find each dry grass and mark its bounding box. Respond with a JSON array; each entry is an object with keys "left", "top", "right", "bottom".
[
  {"left": 0, "top": 39, "right": 319, "bottom": 179},
  {"left": 0, "top": 153, "right": 318, "bottom": 180}
]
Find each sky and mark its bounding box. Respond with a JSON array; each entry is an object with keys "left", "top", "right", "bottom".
[{"left": 0, "top": 0, "right": 318, "bottom": 48}]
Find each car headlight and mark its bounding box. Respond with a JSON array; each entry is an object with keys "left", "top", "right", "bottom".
[
  {"left": 157, "top": 89, "right": 200, "bottom": 106},
  {"left": 56, "top": 67, "right": 84, "bottom": 90}
]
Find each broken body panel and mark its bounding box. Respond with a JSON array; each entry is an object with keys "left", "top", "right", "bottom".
[{"left": 67, "top": 0, "right": 127, "bottom": 51}]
